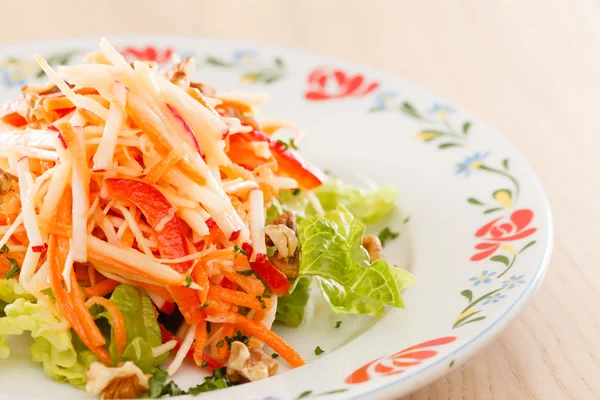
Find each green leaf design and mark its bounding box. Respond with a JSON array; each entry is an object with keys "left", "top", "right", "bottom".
[
  {"left": 456, "top": 316, "right": 486, "bottom": 328},
  {"left": 467, "top": 197, "right": 485, "bottom": 206},
  {"left": 415, "top": 130, "right": 441, "bottom": 141},
  {"left": 403, "top": 216, "right": 411, "bottom": 224},
  {"left": 400, "top": 102, "right": 422, "bottom": 119},
  {"left": 460, "top": 289, "right": 473, "bottom": 303},
  {"left": 449, "top": 360, "right": 455, "bottom": 368},
  {"left": 483, "top": 207, "right": 503, "bottom": 214},
  {"left": 502, "top": 159, "right": 510, "bottom": 170},
  {"left": 453, "top": 310, "right": 482, "bottom": 328},
  {"left": 519, "top": 240, "right": 536, "bottom": 254},
  {"left": 297, "top": 391, "right": 313, "bottom": 399},
  {"left": 490, "top": 255, "right": 510, "bottom": 267},
  {"left": 462, "top": 121, "right": 471, "bottom": 134},
  {"left": 205, "top": 56, "right": 232, "bottom": 67},
  {"left": 439, "top": 142, "right": 460, "bottom": 149},
  {"left": 274, "top": 57, "right": 285, "bottom": 69}
]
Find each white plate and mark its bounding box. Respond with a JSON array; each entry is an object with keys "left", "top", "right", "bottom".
[{"left": 0, "top": 35, "right": 552, "bottom": 400}]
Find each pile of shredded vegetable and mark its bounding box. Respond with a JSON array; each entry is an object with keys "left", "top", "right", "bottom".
[
  {"left": 0, "top": 38, "right": 415, "bottom": 398},
  {"left": 0, "top": 38, "right": 326, "bottom": 384}
]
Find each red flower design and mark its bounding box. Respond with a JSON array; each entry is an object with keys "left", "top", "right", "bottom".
[
  {"left": 120, "top": 46, "right": 174, "bottom": 64},
  {"left": 345, "top": 336, "right": 456, "bottom": 384},
  {"left": 471, "top": 209, "right": 536, "bottom": 261},
  {"left": 304, "top": 68, "right": 379, "bottom": 101}
]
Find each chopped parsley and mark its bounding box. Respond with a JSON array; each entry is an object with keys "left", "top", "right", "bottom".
[
  {"left": 0, "top": 244, "right": 8, "bottom": 254},
  {"left": 4, "top": 257, "right": 19, "bottom": 280},
  {"left": 378, "top": 227, "right": 399, "bottom": 246},
  {"left": 185, "top": 275, "right": 193, "bottom": 287},
  {"left": 206, "top": 321, "right": 211, "bottom": 333},
  {"left": 236, "top": 269, "right": 254, "bottom": 277},
  {"left": 255, "top": 295, "right": 267, "bottom": 309},
  {"left": 215, "top": 340, "right": 224, "bottom": 348},
  {"left": 187, "top": 367, "right": 235, "bottom": 395},
  {"left": 289, "top": 138, "right": 299, "bottom": 150},
  {"left": 272, "top": 353, "right": 279, "bottom": 359},
  {"left": 314, "top": 346, "right": 325, "bottom": 355},
  {"left": 233, "top": 244, "right": 247, "bottom": 257},
  {"left": 200, "top": 360, "right": 208, "bottom": 368},
  {"left": 148, "top": 368, "right": 235, "bottom": 397},
  {"left": 276, "top": 139, "right": 299, "bottom": 150},
  {"left": 335, "top": 321, "right": 342, "bottom": 329},
  {"left": 276, "top": 139, "right": 289, "bottom": 150},
  {"left": 225, "top": 330, "right": 249, "bottom": 349},
  {"left": 200, "top": 302, "right": 209, "bottom": 311},
  {"left": 292, "top": 188, "right": 301, "bottom": 196}
]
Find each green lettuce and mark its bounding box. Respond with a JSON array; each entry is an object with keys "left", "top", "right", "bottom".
[
  {"left": 297, "top": 206, "right": 415, "bottom": 315},
  {"left": 97, "top": 284, "right": 165, "bottom": 373},
  {"left": 314, "top": 178, "right": 398, "bottom": 224},
  {"left": 0, "top": 292, "right": 94, "bottom": 388},
  {"left": 0, "top": 278, "right": 35, "bottom": 312},
  {"left": 275, "top": 277, "right": 311, "bottom": 327}
]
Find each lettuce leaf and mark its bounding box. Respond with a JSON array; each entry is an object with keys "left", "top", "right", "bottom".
[
  {"left": 98, "top": 285, "right": 165, "bottom": 373},
  {"left": 315, "top": 277, "right": 385, "bottom": 316},
  {"left": 0, "top": 296, "right": 93, "bottom": 388},
  {"left": 314, "top": 178, "right": 398, "bottom": 224},
  {"left": 275, "top": 277, "right": 311, "bottom": 327},
  {"left": 0, "top": 278, "right": 35, "bottom": 312},
  {"left": 297, "top": 206, "right": 415, "bottom": 313}
]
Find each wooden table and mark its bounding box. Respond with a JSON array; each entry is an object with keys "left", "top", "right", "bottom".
[{"left": 1, "top": 1, "right": 597, "bottom": 399}]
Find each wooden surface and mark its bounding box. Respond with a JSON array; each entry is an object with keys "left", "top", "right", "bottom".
[{"left": 0, "top": 1, "right": 598, "bottom": 399}]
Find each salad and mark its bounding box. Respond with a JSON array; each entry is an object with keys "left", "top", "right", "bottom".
[{"left": 0, "top": 39, "right": 415, "bottom": 399}]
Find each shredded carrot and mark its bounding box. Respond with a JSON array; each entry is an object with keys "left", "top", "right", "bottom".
[
  {"left": 44, "top": 94, "right": 109, "bottom": 112},
  {"left": 74, "top": 264, "right": 91, "bottom": 283},
  {"left": 143, "top": 145, "right": 187, "bottom": 184},
  {"left": 78, "top": 109, "right": 105, "bottom": 126},
  {"left": 38, "top": 215, "right": 72, "bottom": 237},
  {"left": 125, "top": 94, "right": 205, "bottom": 186},
  {"left": 204, "top": 296, "right": 231, "bottom": 315},
  {"left": 223, "top": 271, "right": 265, "bottom": 296},
  {"left": 193, "top": 264, "right": 209, "bottom": 304},
  {"left": 119, "top": 226, "right": 135, "bottom": 248},
  {"left": 210, "top": 312, "right": 305, "bottom": 367},
  {"left": 84, "top": 279, "right": 120, "bottom": 298},
  {"left": 68, "top": 266, "right": 107, "bottom": 348},
  {"left": 193, "top": 319, "right": 208, "bottom": 366},
  {"left": 86, "top": 296, "right": 127, "bottom": 356},
  {"left": 216, "top": 325, "right": 234, "bottom": 360},
  {"left": 208, "top": 286, "right": 264, "bottom": 312}
]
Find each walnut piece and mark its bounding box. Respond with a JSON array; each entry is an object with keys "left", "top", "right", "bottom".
[
  {"left": 265, "top": 211, "right": 299, "bottom": 279},
  {"left": 165, "top": 57, "right": 196, "bottom": 88},
  {"left": 226, "top": 341, "right": 278, "bottom": 383},
  {"left": 0, "top": 169, "right": 17, "bottom": 199},
  {"left": 86, "top": 361, "right": 150, "bottom": 399},
  {"left": 363, "top": 235, "right": 384, "bottom": 262}
]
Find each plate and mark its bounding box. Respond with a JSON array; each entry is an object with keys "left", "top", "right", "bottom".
[{"left": 0, "top": 35, "right": 552, "bottom": 400}]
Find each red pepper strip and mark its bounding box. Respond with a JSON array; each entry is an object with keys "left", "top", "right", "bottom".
[
  {"left": 1, "top": 99, "right": 27, "bottom": 127},
  {"left": 220, "top": 277, "right": 237, "bottom": 290},
  {"left": 227, "top": 130, "right": 327, "bottom": 189},
  {"left": 104, "top": 178, "right": 204, "bottom": 323},
  {"left": 159, "top": 324, "right": 223, "bottom": 369},
  {"left": 242, "top": 243, "right": 291, "bottom": 296}
]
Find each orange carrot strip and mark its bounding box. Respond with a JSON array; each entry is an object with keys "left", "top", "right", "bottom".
[
  {"left": 223, "top": 271, "right": 265, "bottom": 296},
  {"left": 86, "top": 296, "right": 127, "bottom": 356},
  {"left": 68, "top": 271, "right": 106, "bottom": 348},
  {"left": 193, "top": 265, "right": 209, "bottom": 304},
  {"left": 204, "top": 296, "right": 231, "bottom": 316},
  {"left": 216, "top": 325, "right": 234, "bottom": 360},
  {"left": 125, "top": 94, "right": 205, "bottom": 186},
  {"left": 142, "top": 145, "right": 187, "bottom": 184},
  {"left": 119, "top": 227, "right": 135, "bottom": 248},
  {"left": 87, "top": 249, "right": 176, "bottom": 285},
  {"left": 38, "top": 215, "right": 72, "bottom": 237},
  {"left": 208, "top": 286, "right": 264, "bottom": 312},
  {"left": 193, "top": 319, "right": 208, "bottom": 366},
  {"left": 44, "top": 94, "right": 109, "bottom": 112},
  {"left": 84, "top": 279, "right": 120, "bottom": 298},
  {"left": 209, "top": 312, "right": 305, "bottom": 367}
]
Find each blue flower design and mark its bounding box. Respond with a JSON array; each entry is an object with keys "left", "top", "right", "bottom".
[
  {"left": 456, "top": 152, "right": 490, "bottom": 176},
  {"left": 427, "top": 103, "right": 455, "bottom": 116},
  {"left": 371, "top": 91, "right": 400, "bottom": 111},
  {"left": 482, "top": 292, "right": 506, "bottom": 305},
  {"left": 233, "top": 50, "right": 259, "bottom": 65},
  {"left": 1, "top": 67, "right": 26, "bottom": 88},
  {"left": 502, "top": 274, "right": 526, "bottom": 290},
  {"left": 469, "top": 270, "right": 496, "bottom": 286}
]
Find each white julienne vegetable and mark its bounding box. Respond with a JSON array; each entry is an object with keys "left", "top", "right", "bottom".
[
  {"left": 92, "top": 82, "right": 126, "bottom": 172},
  {"left": 18, "top": 246, "right": 42, "bottom": 285},
  {"left": 167, "top": 323, "right": 197, "bottom": 376},
  {"left": 61, "top": 246, "right": 75, "bottom": 291},
  {"left": 249, "top": 189, "right": 266, "bottom": 261},
  {"left": 71, "top": 128, "right": 89, "bottom": 262},
  {"left": 177, "top": 208, "right": 210, "bottom": 237},
  {"left": 16, "top": 157, "right": 44, "bottom": 252},
  {"left": 34, "top": 55, "right": 109, "bottom": 120},
  {"left": 39, "top": 162, "right": 71, "bottom": 220},
  {"left": 152, "top": 340, "right": 177, "bottom": 358}
]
